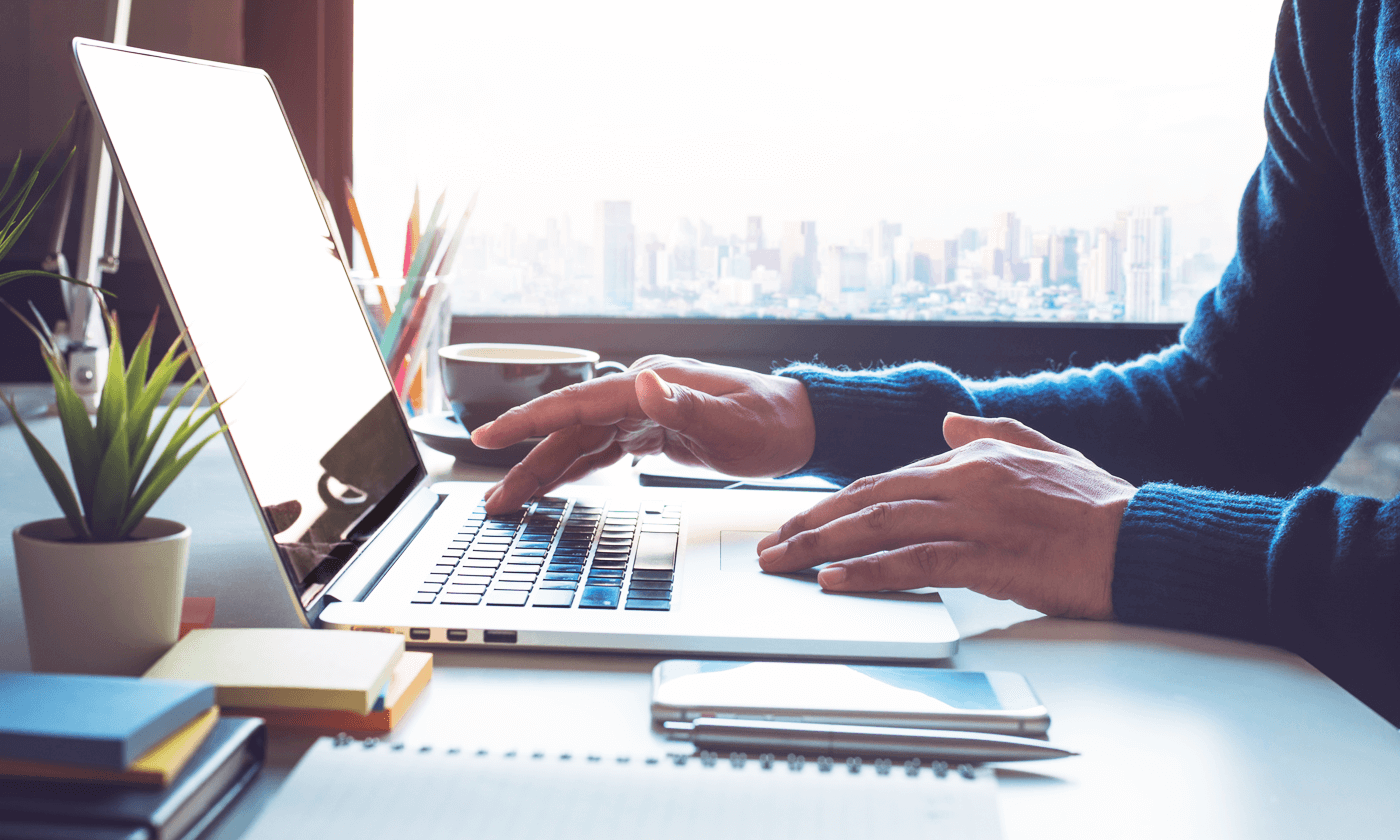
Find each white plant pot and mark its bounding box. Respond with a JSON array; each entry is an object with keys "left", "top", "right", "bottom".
[{"left": 13, "top": 517, "right": 190, "bottom": 676}]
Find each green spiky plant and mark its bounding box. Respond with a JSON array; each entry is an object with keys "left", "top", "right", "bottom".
[{"left": 1, "top": 123, "right": 226, "bottom": 542}]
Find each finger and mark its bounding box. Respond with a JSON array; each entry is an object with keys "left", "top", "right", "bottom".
[
  {"left": 759, "top": 468, "right": 951, "bottom": 552},
  {"left": 758, "top": 499, "right": 951, "bottom": 573},
  {"left": 942, "top": 413, "right": 1081, "bottom": 457},
  {"left": 483, "top": 425, "right": 617, "bottom": 513},
  {"left": 634, "top": 369, "right": 734, "bottom": 435},
  {"left": 816, "top": 542, "right": 982, "bottom": 592},
  {"left": 548, "top": 441, "right": 627, "bottom": 489},
  {"left": 470, "top": 375, "right": 642, "bottom": 449}
]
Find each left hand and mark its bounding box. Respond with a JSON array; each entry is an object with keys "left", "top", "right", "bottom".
[{"left": 756, "top": 413, "right": 1136, "bottom": 619}]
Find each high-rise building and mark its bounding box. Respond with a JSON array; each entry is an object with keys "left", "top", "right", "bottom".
[
  {"left": 990, "top": 212, "right": 1021, "bottom": 266},
  {"left": 1049, "top": 230, "right": 1079, "bottom": 286},
  {"left": 746, "top": 216, "right": 765, "bottom": 251},
  {"left": 781, "top": 221, "right": 819, "bottom": 296},
  {"left": 1119, "top": 206, "right": 1171, "bottom": 321},
  {"left": 1078, "top": 227, "right": 1122, "bottom": 304},
  {"left": 594, "top": 201, "right": 635, "bottom": 307}
]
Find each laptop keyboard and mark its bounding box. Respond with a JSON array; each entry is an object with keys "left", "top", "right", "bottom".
[{"left": 411, "top": 497, "right": 680, "bottom": 610}]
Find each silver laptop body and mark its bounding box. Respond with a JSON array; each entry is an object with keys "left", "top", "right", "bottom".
[{"left": 73, "top": 39, "right": 959, "bottom": 661}]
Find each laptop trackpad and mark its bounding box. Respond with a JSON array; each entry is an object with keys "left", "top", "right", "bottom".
[{"left": 720, "top": 531, "right": 819, "bottom": 579}]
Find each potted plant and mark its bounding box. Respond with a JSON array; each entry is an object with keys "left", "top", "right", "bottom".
[{"left": 2, "top": 130, "right": 225, "bottom": 676}]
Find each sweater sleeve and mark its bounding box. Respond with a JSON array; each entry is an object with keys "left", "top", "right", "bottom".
[{"left": 1114, "top": 484, "right": 1400, "bottom": 725}]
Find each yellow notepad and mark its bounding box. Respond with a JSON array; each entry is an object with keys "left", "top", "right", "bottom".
[
  {"left": 144, "top": 629, "right": 404, "bottom": 715},
  {"left": 0, "top": 706, "right": 220, "bottom": 787},
  {"left": 228, "top": 651, "right": 433, "bottom": 733}
]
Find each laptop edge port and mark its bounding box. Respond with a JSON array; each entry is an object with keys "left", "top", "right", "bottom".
[
  {"left": 483, "top": 629, "right": 518, "bottom": 644},
  {"left": 446, "top": 629, "right": 469, "bottom": 642},
  {"left": 408, "top": 628, "right": 431, "bottom": 641}
]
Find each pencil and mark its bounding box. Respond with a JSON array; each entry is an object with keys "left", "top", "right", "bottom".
[
  {"left": 402, "top": 185, "right": 421, "bottom": 278},
  {"left": 343, "top": 178, "right": 382, "bottom": 279}
]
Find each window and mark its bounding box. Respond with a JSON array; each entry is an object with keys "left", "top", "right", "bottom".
[{"left": 352, "top": 0, "right": 1279, "bottom": 369}]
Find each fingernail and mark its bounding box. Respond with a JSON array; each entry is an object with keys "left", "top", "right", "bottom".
[
  {"left": 656, "top": 376, "right": 674, "bottom": 399},
  {"left": 472, "top": 421, "right": 494, "bottom": 438},
  {"left": 818, "top": 565, "right": 846, "bottom": 588},
  {"left": 758, "top": 541, "right": 787, "bottom": 565}
]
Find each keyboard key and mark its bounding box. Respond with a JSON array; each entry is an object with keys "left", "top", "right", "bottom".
[
  {"left": 631, "top": 569, "right": 674, "bottom": 581},
  {"left": 441, "top": 595, "right": 483, "bottom": 606},
  {"left": 460, "top": 560, "right": 501, "bottom": 570},
  {"left": 445, "top": 584, "right": 487, "bottom": 595},
  {"left": 418, "top": 583, "right": 443, "bottom": 593},
  {"left": 539, "top": 581, "right": 579, "bottom": 590},
  {"left": 545, "top": 572, "right": 581, "bottom": 581},
  {"left": 510, "top": 549, "right": 548, "bottom": 558},
  {"left": 454, "top": 573, "right": 494, "bottom": 583},
  {"left": 424, "top": 573, "right": 451, "bottom": 585},
  {"left": 498, "top": 573, "right": 538, "bottom": 583},
  {"left": 411, "top": 595, "right": 436, "bottom": 604},
  {"left": 532, "top": 590, "right": 576, "bottom": 608},
  {"left": 628, "top": 579, "right": 671, "bottom": 592},
  {"left": 635, "top": 532, "right": 679, "bottom": 571},
  {"left": 587, "top": 569, "right": 625, "bottom": 578},
  {"left": 585, "top": 579, "right": 622, "bottom": 589},
  {"left": 579, "top": 586, "right": 621, "bottom": 609},
  {"left": 485, "top": 590, "right": 529, "bottom": 606},
  {"left": 625, "top": 598, "right": 671, "bottom": 611},
  {"left": 494, "top": 581, "right": 534, "bottom": 591}
]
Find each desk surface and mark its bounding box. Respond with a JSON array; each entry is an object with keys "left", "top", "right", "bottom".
[{"left": 3, "top": 409, "right": 1400, "bottom": 839}]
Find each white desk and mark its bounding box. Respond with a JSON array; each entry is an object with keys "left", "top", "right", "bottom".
[{"left": 3, "top": 409, "right": 1400, "bottom": 839}]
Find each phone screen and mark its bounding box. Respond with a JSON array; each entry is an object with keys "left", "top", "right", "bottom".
[{"left": 652, "top": 661, "right": 1048, "bottom": 734}]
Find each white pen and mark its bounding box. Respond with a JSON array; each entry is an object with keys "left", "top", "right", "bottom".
[{"left": 663, "top": 717, "right": 1077, "bottom": 762}]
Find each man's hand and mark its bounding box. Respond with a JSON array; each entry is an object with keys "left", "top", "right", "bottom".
[
  {"left": 470, "top": 356, "right": 816, "bottom": 514},
  {"left": 757, "top": 414, "right": 1135, "bottom": 619}
]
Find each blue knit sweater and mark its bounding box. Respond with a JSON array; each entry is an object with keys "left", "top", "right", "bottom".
[{"left": 779, "top": 0, "right": 1400, "bottom": 725}]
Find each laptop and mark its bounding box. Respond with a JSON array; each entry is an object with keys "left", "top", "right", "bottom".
[{"left": 72, "top": 39, "right": 959, "bottom": 660}]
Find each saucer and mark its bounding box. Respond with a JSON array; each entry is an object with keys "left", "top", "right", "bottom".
[{"left": 408, "top": 411, "right": 541, "bottom": 466}]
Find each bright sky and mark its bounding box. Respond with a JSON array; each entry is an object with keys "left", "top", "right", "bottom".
[{"left": 354, "top": 0, "right": 1282, "bottom": 261}]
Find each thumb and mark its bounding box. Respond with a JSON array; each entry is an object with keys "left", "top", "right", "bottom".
[
  {"left": 942, "top": 412, "right": 1080, "bottom": 457},
  {"left": 635, "top": 369, "right": 725, "bottom": 432}
]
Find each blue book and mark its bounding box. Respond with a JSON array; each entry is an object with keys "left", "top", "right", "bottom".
[{"left": 0, "top": 673, "right": 216, "bottom": 770}]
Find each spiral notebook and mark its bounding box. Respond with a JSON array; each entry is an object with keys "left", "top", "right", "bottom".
[{"left": 243, "top": 737, "right": 1004, "bottom": 839}]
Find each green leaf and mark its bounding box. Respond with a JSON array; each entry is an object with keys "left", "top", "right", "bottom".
[
  {"left": 128, "top": 346, "right": 189, "bottom": 478},
  {"left": 0, "top": 151, "right": 21, "bottom": 210},
  {"left": 133, "top": 384, "right": 218, "bottom": 503},
  {"left": 125, "top": 311, "right": 156, "bottom": 417},
  {"left": 0, "top": 146, "right": 76, "bottom": 262},
  {"left": 131, "top": 366, "right": 198, "bottom": 485},
  {"left": 118, "top": 424, "right": 226, "bottom": 538},
  {"left": 0, "top": 298, "right": 62, "bottom": 364},
  {"left": 89, "top": 414, "right": 131, "bottom": 541},
  {"left": 44, "top": 356, "right": 100, "bottom": 518},
  {"left": 0, "top": 391, "right": 90, "bottom": 539},
  {"left": 93, "top": 306, "right": 128, "bottom": 454}
]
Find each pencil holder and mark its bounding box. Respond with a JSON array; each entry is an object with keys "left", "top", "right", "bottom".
[{"left": 352, "top": 274, "right": 453, "bottom": 416}]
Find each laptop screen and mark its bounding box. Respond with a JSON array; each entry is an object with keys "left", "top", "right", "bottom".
[{"left": 75, "top": 42, "right": 423, "bottom": 606}]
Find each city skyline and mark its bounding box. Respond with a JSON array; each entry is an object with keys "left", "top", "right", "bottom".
[{"left": 431, "top": 201, "right": 1223, "bottom": 324}]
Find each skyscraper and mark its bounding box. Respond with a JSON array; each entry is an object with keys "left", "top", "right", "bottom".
[
  {"left": 746, "top": 216, "right": 765, "bottom": 251},
  {"left": 594, "top": 201, "right": 635, "bottom": 307},
  {"left": 781, "top": 221, "right": 819, "bottom": 296},
  {"left": 1119, "top": 206, "right": 1171, "bottom": 321}
]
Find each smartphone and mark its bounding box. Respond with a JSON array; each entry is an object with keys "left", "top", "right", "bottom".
[{"left": 651, "top": 660, "right": 1050, "bottom": 736}]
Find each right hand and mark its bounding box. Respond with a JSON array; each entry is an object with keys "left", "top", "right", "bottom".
[{"left": 469, "top": 355, "right": 816, "bottom": 514}]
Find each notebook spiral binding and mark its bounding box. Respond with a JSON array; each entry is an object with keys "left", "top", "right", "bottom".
[{"left": 331, "top": 733, "right": 979, "bottom": 780}]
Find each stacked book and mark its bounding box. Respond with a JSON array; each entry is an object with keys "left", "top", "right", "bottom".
[
  {"left": 0, "top": 672, "right": 266, "bottom": 840},
  {"left": 144, "top": 628, "right": 432, "bottom": 733}
]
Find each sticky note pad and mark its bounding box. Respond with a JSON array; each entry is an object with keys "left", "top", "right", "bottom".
[
  {"left": 0, "top": 673, "right": 215, "bottom": 769},
  {"left": 144, "top": 629, "right": 404, "bottom": 715}
]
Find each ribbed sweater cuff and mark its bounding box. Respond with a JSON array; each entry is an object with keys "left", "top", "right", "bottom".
[
  {"left": 1113, "top": 483, "right": 1285, "bottom": 641},
  {"left": 775, "top": 362, "right": 977, "bottom": 483}
]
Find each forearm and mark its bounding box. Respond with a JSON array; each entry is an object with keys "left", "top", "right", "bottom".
[{"left": 1114, "top": 484, "right": 1400, "bottom": 725}]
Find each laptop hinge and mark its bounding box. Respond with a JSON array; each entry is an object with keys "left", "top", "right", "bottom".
[{"left": 318, "top": 482, "right": 444, "bottom": 612}]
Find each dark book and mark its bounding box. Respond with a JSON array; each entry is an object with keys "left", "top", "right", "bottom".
[
  {"left": 0, "top": 717, "right": 266, "bottom": 840},
  {"left": 0, "top": 673, "right": 216, "bottom": 769}
]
